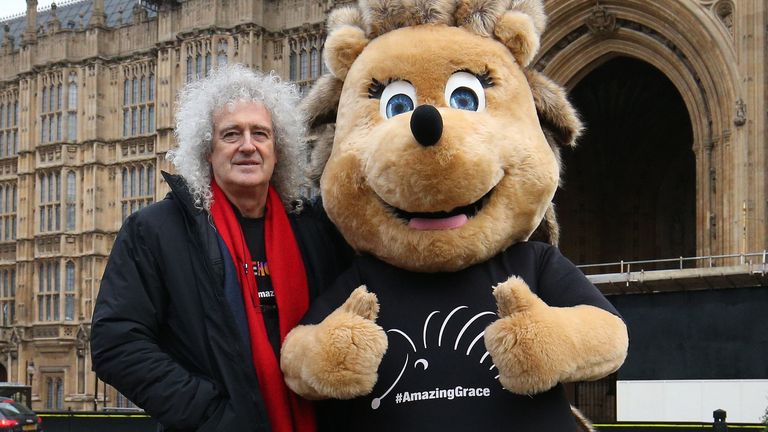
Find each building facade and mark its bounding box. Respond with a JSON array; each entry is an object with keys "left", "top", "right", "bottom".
[
  {"left": 0, "top": 0, "right": 764, "bottom": 420},
  {"left": 0, "top": 0, "right": 336, "bottom": 411}
]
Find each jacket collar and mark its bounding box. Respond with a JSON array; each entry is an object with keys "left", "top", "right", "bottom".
[{"left": 161, "top": 171, "right": 204, "bottom": 216}]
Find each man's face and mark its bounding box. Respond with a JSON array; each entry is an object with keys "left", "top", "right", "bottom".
[{"left": 208, "top": 101, "right": 276, "bottom": 194}]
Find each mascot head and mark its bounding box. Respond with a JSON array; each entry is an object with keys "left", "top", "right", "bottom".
[{"left": 305, "top": 0, "right": 583, "bottom": 272}]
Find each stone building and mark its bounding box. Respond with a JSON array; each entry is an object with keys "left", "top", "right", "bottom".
[{"left": 0, "top": 0, "right": 764, "bottom": 421}]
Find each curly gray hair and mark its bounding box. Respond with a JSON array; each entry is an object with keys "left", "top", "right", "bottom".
[{"left": 167, "top": 64, "right": 307, "bottom": 212}]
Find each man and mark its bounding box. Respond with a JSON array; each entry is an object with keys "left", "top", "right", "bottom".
[{"left": 91, "top": 64, "right": 351, "bottom": 432}]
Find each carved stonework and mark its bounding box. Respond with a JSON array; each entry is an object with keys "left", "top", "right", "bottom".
[
  {"left": 714, "top": 1, "right": 734, "bottom": 37},
  {"left": 586, "top": 3, "right": 617, "bottom": 36},
  {"left": 733, "top": 98, "right": 746, "bottom": 126},
  {"left": 120, "top": 137, "right": 156, "bottom": 160},
  {"left": 699, "top": 0, "right": 734, "bottom": 37}
]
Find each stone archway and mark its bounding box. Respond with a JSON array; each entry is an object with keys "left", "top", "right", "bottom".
[
  {"left": 539, "top": 0, "right": 745, "bottom": 259},
  {"left": 555, "top": 56, "right": 695, "bottom": 265}
]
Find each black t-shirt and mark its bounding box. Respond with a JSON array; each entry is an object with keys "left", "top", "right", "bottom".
[
  {"left": 237, "top": 214, "right": 280, "bottom": 357},
  {"left": 304, "top": 241, "right": 621, "bottom": 432}
]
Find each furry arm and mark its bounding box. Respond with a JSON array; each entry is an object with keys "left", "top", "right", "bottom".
[
  {"left": 281, "top": 286, "right": 388, "bottom": 399},
  {"left": 484, "top": 277, "right": 628, "bottom": 395}
]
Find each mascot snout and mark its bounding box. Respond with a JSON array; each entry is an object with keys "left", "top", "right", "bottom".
[{"left": 410, "top": 105, "right": 443, "bottom": 147}]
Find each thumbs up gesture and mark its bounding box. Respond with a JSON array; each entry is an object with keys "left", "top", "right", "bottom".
[
  {"left": 281, "top": 286, "right": 388, "bottom": 400},
  {"left": 484, "top": 277, "right": 628, "bottom": 395}
]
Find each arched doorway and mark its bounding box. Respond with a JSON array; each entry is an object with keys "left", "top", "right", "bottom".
[
  {"left": 555, "top": 56, "right": 696, "bottom": 267},
  {"left": 0, "top": 363, "right": 7, "bottom": 382}
]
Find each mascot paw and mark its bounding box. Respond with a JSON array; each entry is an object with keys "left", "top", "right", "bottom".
[
  {"left": 484, "top": 276, "right": 563, "bottom": 395},
  {"left": 282, "top": 286, "right": 388, "bottom": 399}
]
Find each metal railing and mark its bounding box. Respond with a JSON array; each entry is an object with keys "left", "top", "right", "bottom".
[{"left": 576, "top": 251, "right": 768, "bottom": 275}]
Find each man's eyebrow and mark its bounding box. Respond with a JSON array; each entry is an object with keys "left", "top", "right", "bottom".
[
  {"left": 251, "top": 124, "right": 273, "bottom": 132},
  {"left": 216, "top": 123, "right": 240, "bottom": 132}
]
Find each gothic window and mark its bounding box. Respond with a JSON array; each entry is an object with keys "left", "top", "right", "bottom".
[
  {"left": 121, "top": 162, "right": 156, "bottom": 221},
  {"left": 186, "top": 56, "right": 193, "bottom": 82},
  {"left": 66, "top": 171, "right": 76, "bottom": 231},
  {"left": 38, "top": 172, "right": 61, "bottom": 233},
  {"left": 123, "top": 64, "right": 156, "bottom": 137},
  {"left": 300, "top": 50, "right": 309, "bottom": 81},
  {"left": 65, "top": 261, "right": 75, "bottom": 321},
  {"left": 41, "top": 117, "right": 47, "bottom": 144},
  {"left": 0, "top": 267, "right": 15, "bottom": 326},
  {"left": 149, "top": 75, "right": 155, "bottom": 100},
  {"left": 45, "top": 376, "right": 64, "bottom": 410},
  {"left": 310, "top": 48, "right": 319, "bottom": 78},
  {"left": 0, "top": 89, "right": 19, "bottom": 158},
  {"left": 289, "top": 51, "right": 298, "bottom": 81},
  {"left": 0, "top": 182, "right": 17, "bottom": 241},
  {"left": 67, "top": 72, "right": 77, "bottom": 141},
  {"left": 205, "top": 52, "right": 212, "bottom": 76},
  {"left": 37, "top": 261, "right": 61, "bottom": 322},
  {"left": 217, "top": 40, "right": 228, "bottom": 66},
  {"left": 39, "top": 72, "right": 70, "bottom": 144}
]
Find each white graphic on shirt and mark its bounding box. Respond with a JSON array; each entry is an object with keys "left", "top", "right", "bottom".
[{"left": 370, "top": 306, "right": 499, "bottom": 409}]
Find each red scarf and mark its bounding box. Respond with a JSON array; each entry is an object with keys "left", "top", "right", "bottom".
[{"left": 209, "top": 179, "right": 315, "bottom": 432}]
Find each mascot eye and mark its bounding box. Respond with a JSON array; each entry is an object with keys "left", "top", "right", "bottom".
[
  {"left": 444, "top": 72, "right": 486, "bottom": 112},
  {"left": 380, "top": 80, "right": 417, "bottom": 119}
]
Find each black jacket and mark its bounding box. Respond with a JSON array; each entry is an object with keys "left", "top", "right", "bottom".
[{"left": 91, "top": 172, "right": 352, "bottom": 431}]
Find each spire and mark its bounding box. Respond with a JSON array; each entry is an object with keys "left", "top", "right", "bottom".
[
  {"left": 22, "top": 0, "right": 38, "bottom": 46},
  {"left": 90, "top": 0, "right": 107, "bottom": 28},
  {"left": 48, "top": 2, "right": 61, "bottom": 33},
  {"left": 2, "top": 24, "right": 15, "bottom": 54}
]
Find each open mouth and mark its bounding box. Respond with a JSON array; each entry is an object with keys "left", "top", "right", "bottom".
[{"left": 384, "top": 188, "right": 494, "bottom": 230}]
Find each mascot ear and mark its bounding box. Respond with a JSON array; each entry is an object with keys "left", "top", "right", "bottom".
[
  {"left": 456, "top": 0, "right": 545, "bottom": 67},
  {"left": 493, "top": 0, "right": 547, "bottom": 67},
  {"left": 324, "top": 6, "right": 370, "bottom": 80},
  {"left": 324, "top": 26, "right": 369, "bottom": 80},
  {"left": 494, "top": 11, "right": 540, "bottom": 67}
]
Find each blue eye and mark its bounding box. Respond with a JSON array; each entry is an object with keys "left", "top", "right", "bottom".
[
  {"left": 444, "top": 72, "right": 486, "bottom": 112},
  {"left": 379, "top": 80, "right": 417, "bottom": 119},
  {"left": 449, "top": 87, "right": 479, "bottom": 111},
  {"left": 386, "top": 94, "right": 415, "bottom": 118}
]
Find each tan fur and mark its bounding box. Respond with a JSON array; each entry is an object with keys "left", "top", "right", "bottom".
[
  {"left": 526, "top": 69, "right": 584, "bottom": 148},
  {"left": 281, "top": 287, "right": 388, "bottom": 399},
  {"left": 572, "top": 406, "right": 598, "bottom": 432},
  {"left": 455, "top": 0, "right": 509, "bottom": 37},
  {"left": 300, "top": 73, "right": 343, "bottom": 185},
  {"left": 510, "top": 0, "right": 547, "bottom": 34},
  {"left": 289, "top": 0, "right": 626, "bottom": 427},
  {"left": 327, "top": 6, "right": 366, "bottom": 32},
  {"left": 409, "top": 0, "right": 457, "bottom": 26},
  {"left": 484, "top": 277, "right": 629, "bottom": 394},
  {"left": 494, "top": 11, "right": 539, "bottom": 66},
  {"left": 322, "top": 25, "right": 558, "bottom": 272},
  {"left": 301, "top": 73, "right": 344, "bottom": 129},
  {"left": 323, "top": 26, "right": 370, "bottom": 80},
  {"left": 307, "top": 123, "right": 336, "bottom": 187},
  {"left": 324, "top": 0, "right": 545, "bottom": 56},
  {"left": 529, "top": 203, "right": 559, "bottom": 245}
]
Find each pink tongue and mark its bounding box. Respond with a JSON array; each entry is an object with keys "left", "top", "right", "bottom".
[{"left": 408, "top": 214, "right": 468, "bottom": 230}]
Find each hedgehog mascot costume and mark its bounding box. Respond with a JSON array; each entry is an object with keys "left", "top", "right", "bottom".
[{"left": 280, "top": 0, "right": 629, "bottom": 430}]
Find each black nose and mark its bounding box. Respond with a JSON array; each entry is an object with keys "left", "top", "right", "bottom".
[{"left": 410, "top": 105, "right": 443, "bottom": 147}]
